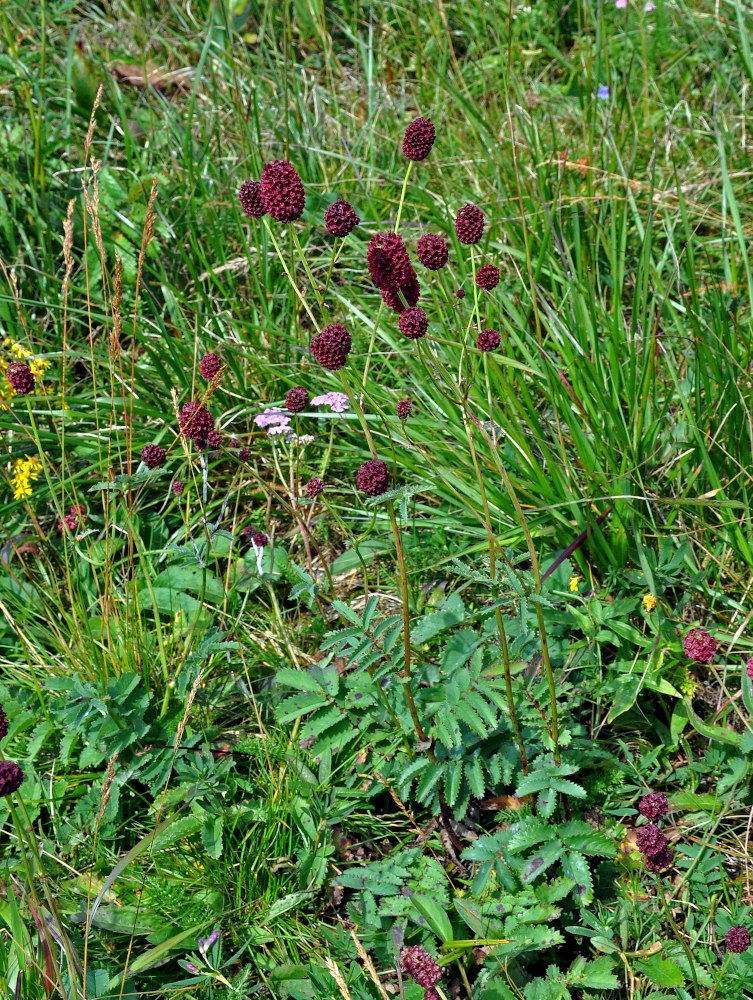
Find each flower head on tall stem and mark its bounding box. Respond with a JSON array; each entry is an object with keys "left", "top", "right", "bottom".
[
  {"left": 682, "top": 627, "right": 716, "bottom": 663},
  {"left": 476, "top": 264, "right": 500, "bottom": 290},
  {"left": 725, "top": 927, "right": 751, "bottom": 953},
  {"left": 200, "top": 352, "right": 223, "bottom": 380},
  {"left": 6, "top": 362, "right": 35, "bottom": 395},
  {"left": 285, "top": 386, "right": 309, "bottom": 413},
  {"left": 311, "top": 323, "right": 352, "bottom": 371},
  {"left": 0, "top": 760, "right": 23, "bottom": 796},
  {"left": 477, "top": 328, "right": 500, "bottom": 352},
  {"left": 356, "top": 459, "right": 390, "bottom": 497},
  {"left": 261, "top": 160, "right": 305, "bottom": 223},
  {"left": 141, "top": 444, "right": 166, "bottom": 469},
  {"left": 179, "top": 401, "right": 214, "bottom": 450},
  {"left": 306, "top": 477, "right": 324, "bottom": 498},
  {"left": 417, "top": 233, "right": 448, "bottom": 270},
  {"left": 239, "top": 180, "right": 266, "bottom": 218},
  {"left": 324, "top": 199, "right": 359, "bottom": 237},
  {"left": 402, "top": 117, "right": 435, "bottom": 161},
  {"left": 396, "top": 399, "right": 413, "bottom": 420},
  {"left": 455, "top": 203, "right": 484, "bottom": 244},
  {"left": 398, "top": 306, "right": 428, "bottom": 340}
]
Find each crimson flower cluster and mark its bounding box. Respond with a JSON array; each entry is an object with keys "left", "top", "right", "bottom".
[
  {"left": 356, "top": 459, "right": 390, "bottom": 496},
  {"left": 6, "top": 361, "right": 35, "bottom": 395},
  {"left": 399, "top": 307, "right": 428, "bottom": 340},
  {"left": 261, "top": 160, "right": 306, "bottom": 223},
  {"left": 416, "top": 233, "right": 448, "bottom": 270},
  {"left": 725, "top": 926, "right": 751, "bottom": 953},
  {"left": 0, "top": 700, "right": 22, "bottom": 799},
  {"left": 59, "top": 503, "right": 86, "bottom": 533},
  {"left": 401, "top": 945, "right": 442, "bottom": 997},
  {"left": 324, "top": 199, "right": 359, "bottom": 237},
  {"left": 367, "top": 232, "right": 420, "bottom": 314},
  {"left": 306, "top": 477, "right": 324, "bottom": 499},
  {"left": 200, "top": 352, "right": 223, "bottom": 380},
  {"left": 179, "top": 401, "right": 215, "bottom": 450},
  {"left": 476, "top": 263, "right": 500, "bottom": 290},
  {"left": 635, "top": 790, "right": 674, "bottom": 874},
  {"left": 396, "top": 399, "right": 413, "bottom": 420},
  {"left": 311, "top": 323, "right": 352, "bottom": 371},
  {"left": 402, "top": 116, "right": 435, "bottom": 161},
  {"left": 141, "top": 444, "right": 166, "bottom": 469},
  {"left": 682, "top": 627, "right": 716, "bottom": 663},
  {"left": 285, "top": 386, "right": 309, "bottom": 413}
]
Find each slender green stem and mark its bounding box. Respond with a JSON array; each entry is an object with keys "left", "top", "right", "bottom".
[
  {"left": 393, "top": 160, "right": 413, "bottom": 233},
  {"left": 262, "top": 218, "right": 321, "bottom": 333},
  {"left": 656, "top": 876, "right": 700, "bottom": 1000},
  {"left": 463, "top": 416, "right": 528, "bottom": 775},
  {"left": 322, "top": 237, "right": 339, "bottom": 299},
  {"left": 291, "top": 228, "right": 323, "bottom": 307},
  {"left": 361, "top": 300, "right": 385, "bottom": 390},
  {"left": 388, "top": 500, "right": 426, "bottom": 744}
]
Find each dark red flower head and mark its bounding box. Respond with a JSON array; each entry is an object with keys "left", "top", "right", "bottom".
[
  {"left": 0, "top": 704, "right": 7, "bottom": 741},
  {"left": 238, "top": 447, "right": 251, "bottom": 462},
  {"left": 356, "top": 458, "right": 390, "bottom": 497},
  {"left": 416, "top": 233, "right": 449, "bottom": 270},
  {"left": 261, "top": 160, "right": 305, "bottom": 223},
  {"left": 400, "top": 945, "right": 442, "bottom": 988},
  {"left": 324, "top": 199, "right": 360, "bottom": 237},
  {"left": 200, "top": 352, "right": 223, "bottom": 380},
  {"left": 172, "top": 480, "right": 184, "bottom": 496},
  {"left": 396, "top": 399, "right": 413, "bottom": 420},
  {"left": 639, "top": 792, "right": 669, "bottom": 822},
  {"left": 636, "top": 824, "right": 667, "bottom": 857},
  {"left": 252, "top": 531, "right": 268, "bottom": 547},
  {"left": 306, "top": 477, "right": 324, "bottom": 498},
  {"left": 399, "top": 306, "right": 428, "bottom": 340},
  {"left": 476, "top": 264, "right": 500, "bottom": 290},
  {"left": 6, "top": 362, "right": 35, "bottom": 395},
  {"left": 456, "top": 288, "right": 466, "bottom": 299},
  {"left": 367, "top": 232, "right": 415, "bottom": 291},
  {"left": 455, "top": 203, "right": 485, "bottom": 244},
  {"left": 141, "top": 444, "right": 166, "bottom": 469},
  {"left": 178, "top": 401, "right": 215, "bottom": 449},
  {"left": 726, "top": 926, "right": 751, "bottom": 953},
  {"left": 239, "top": 180, "right": 266, "bottom": 218},
  {"left": 286, "top": 386, "right": 309, "bottom": 413},
  {"left": 0, "top": 760, "right": 23, "bottom": 796},
  {"left": 682, "top": 627, "right": 716, "bottom": 663},
  {"left": 381, "top": 275, "right": 421, "bottom": 314},
  {"left": 311, "top": 323, "right": 352, "bottom": 371},
  {"left": 402, "top": 117, "right": 436, "bottom": 161},
  {"left": 477, "top": 328, "right": 500, "bottom": 352},
  {"left": 206, "top": 429, "right": 223, "bottom": 448},
  {"left": 644, "top": 845, "right": 674, "bottom": 872}
]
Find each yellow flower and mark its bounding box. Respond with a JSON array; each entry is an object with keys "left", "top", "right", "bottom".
[
  {"left": 569, "top": 576, "right": 580, "bottom": 592},
  {"left": 10, "top": 455, "right": 42, "bottom": 500},
  {"left": 643, "top": 593, "right": 657, "bottom": 612}
]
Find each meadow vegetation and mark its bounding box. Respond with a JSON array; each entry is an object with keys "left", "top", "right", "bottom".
[{"left": 2, "top": 1, "right": 753, "bottom": 998}]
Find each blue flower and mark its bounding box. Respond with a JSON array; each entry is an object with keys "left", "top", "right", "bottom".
[{"left": 597, "top": 85, "right": 610, "bottom": 100}]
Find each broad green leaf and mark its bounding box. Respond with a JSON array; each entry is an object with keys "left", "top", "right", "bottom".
[
  {"left": 410, "top": 896, "right": 453, "bottom": 942},
  {"left": 201, "top": 814, "right": 223, "bottom": 859},
  {"left": 636, "top": 952, "right": 685, "bottom": 988}
]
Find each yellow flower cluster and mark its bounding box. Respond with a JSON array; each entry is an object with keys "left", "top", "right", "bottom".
[
  {"left": 569, "top": 575, "right": 580, "bottom": 592},
  {"left": 0, "top": 338, "right": 50, "bottom": 403},
  {"left": 10, "top": 455, "right": 42, "bottom": 500},
  {"left": 643, "top": 593, "right": 657, "bottom": 612}
]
